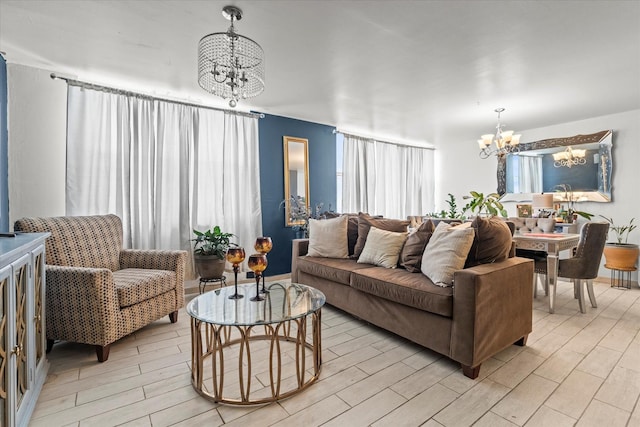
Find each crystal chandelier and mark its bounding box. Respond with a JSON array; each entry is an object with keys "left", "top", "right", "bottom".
[
  {"left": 198, "top": 5, "right": 265, "bottom": 108},
  {"left": 477, "top": 108, "right": 521, "bottom": 159},
  {"left": 553, "top": 146, "right": 586, "bottom": 168}
]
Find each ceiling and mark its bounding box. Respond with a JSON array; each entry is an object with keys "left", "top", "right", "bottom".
[{"left": 1, "top": 0, "right": 639, "bottom": 147}]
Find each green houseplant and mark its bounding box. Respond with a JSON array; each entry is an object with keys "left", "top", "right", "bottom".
[
  {"left": 192, "top": 226, "right": 234, "bottom": 279},
  {"left": 462, "top": 191, "right": 507, "bottom": 218},
  {"left": 599, "top": 216, "right": 638, "bottom": 270}
]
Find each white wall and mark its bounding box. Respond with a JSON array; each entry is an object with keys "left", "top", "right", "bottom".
[
  {"left": 436, "top": 108, "right": 640, "bottom": 281},
  {"left": 7, "top": 64, "right": 66, "bottom": 224}
]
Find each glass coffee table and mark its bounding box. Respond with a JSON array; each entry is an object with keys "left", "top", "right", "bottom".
[{"left": 187, "top": 281, "right": 325, "bottom": 405}]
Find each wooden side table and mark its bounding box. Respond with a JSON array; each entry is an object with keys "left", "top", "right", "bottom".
[{"left": 606, "top": 264, "right": 637, "bottom": 289}]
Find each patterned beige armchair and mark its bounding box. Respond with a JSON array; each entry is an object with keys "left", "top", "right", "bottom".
[{"left": 14, "top": 214, "right": 187, "bottom": 362}]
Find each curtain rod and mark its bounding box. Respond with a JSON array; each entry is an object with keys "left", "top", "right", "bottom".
[
  {"left": 334, "top": 128, "right": 435, "bottom": 150},
  {"left": 50, "top": 73, "right": 264, "bottom": 119}
]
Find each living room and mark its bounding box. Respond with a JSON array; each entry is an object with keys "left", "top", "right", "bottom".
[{"left": 1, "top": 1, "right": 639, "bottom": 426}]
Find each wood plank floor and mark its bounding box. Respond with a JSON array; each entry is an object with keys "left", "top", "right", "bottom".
[{"left": 31, "top": 278, "right": 640, "bottom": 426}]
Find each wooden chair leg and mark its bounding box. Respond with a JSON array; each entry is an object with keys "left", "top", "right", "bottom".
[
  {"left": 96, "top": 345, "right": 111, "bottom": 362},
  {"left": 533, "top": 273, "right": 538, "bottom": 298},
  {"left": 586, "top": 279, "right": 597, "bottom": 308},
  {"left": 46, "top": 339, "right": 55, "bottom": 353},
  {"left": 575, "top": 279, "right": 586, "bottom": 313},
  {"left": 169, "top": 311, "right": 178, "bottom": 323},
  {"left": 461, "top": 364, "right": 481, "bottom": 379}
]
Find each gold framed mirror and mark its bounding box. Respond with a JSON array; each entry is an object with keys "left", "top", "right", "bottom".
[{"left": 283, "top": 136, "right": 310, "bottom": 227}]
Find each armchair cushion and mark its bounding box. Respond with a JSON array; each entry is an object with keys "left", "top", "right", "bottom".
[{"left": 112, "top": 269, "right": 177, "bottom": 307}]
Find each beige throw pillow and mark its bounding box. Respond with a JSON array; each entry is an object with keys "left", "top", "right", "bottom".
[
  {"left": 421, "top": 222, "right": 475, "bottom": 287},
  {"left": 357, "top": 226, "right": 408, "bottom": 268},
  {"left": 307, "top": 216, "right": 349, "bottom": 258},
  {"left": 353, "top": 212, "right": 410, "bottom": 258}
]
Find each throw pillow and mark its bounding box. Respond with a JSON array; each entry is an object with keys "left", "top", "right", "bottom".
[
  {"left": 307, "top": 215, "right": 349, "bottom": 258},
  {"left": 399, "top": 219, "right": 435, "bottom": 272},
  {"left": 357, "top": 226, "right": 408, "bottom": 268},
  {"left": 421, "top": 222, "right": 475, "bottom": 287},
  {"left": 465, "top": 216, "right": 513, "bottom": 267},
  {"left": 346, "top": 214, "right": 359, "bottom": 256},
  {"left": 353, "top": 213, "right": 410, "bottom": 258}
]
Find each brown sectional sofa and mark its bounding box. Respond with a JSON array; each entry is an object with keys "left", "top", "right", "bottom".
[{"left": 291, "top": 227, "right": 534, "bottom": 379}]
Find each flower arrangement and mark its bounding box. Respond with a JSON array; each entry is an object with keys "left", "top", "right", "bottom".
[
  {"left": 280, "top": 195, "right": 330, "bottom": 237},
  {"left": 554, "top": 184, "right": 593, "bottom": 221}
]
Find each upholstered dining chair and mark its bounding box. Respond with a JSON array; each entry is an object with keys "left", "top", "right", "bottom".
[
  {"left": 14, "top": 214, "right": 187, "bottom": 362},
  {"left": 533, "top": 222, "right": 609, "bottom": 313}
]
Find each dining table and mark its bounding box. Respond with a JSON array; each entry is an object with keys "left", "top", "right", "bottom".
[{"left": 512, "top": 232, "right": 580, "bottom": 314}]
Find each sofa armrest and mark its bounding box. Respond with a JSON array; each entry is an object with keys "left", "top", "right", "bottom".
[
  {"left": 291, "top": 239, "right": 309, "bottom": 283},
  {"left": 45, "top": 265, "right": 121, "bottom": 346},
  {"left": 449, "top": 257, "right": 533, "bottom": 369}
]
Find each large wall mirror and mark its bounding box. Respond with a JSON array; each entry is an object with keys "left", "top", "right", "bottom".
[
  {"left": 498, "top": 130, "right": 613, "bottom": 202},
  {"left": 283, "top": 136, "right": 310, "bottom": 226}
]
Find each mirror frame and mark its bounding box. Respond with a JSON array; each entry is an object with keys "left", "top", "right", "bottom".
[
  {"left": 283, "top": 136, "right": 310, "bottom": 227},
  {"left": 498, "top": 129, "right": 613, "bottom": 202}
]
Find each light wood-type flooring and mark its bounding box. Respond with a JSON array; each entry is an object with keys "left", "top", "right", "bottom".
[{"left": 30, "top": 277, "right": 640, "bottom": 426}]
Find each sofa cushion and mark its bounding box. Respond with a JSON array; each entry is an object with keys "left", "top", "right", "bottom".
[
  {"left": 399, "top": 219, "right": 435, "bottom": 272},
  {"left": 350, "top": 267, "right": 453, "bottom": 317},
  {"left": 296, "top": 256, "right": 372, "bottom": 285},
  {"left": 353, "top": 213, "right": 410, "bottom": 258},
  {"left": 357, "top": 226, "right": 408, "bottom": 268},
  {"left": 113, "top": 268, "right": 176, "bottom": 308},
  {"left": 307, "top": 215, "right": 349, "bottom": 258},
  {"left": 464, "top": 216, "right": 513, "bottom": 267},
  {"left": 421, "top": 222, "right": 475, "bottom": 287}
]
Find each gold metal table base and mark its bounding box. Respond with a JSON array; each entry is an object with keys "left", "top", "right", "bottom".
[{"left": 190, "top": 310, "right": 322, "bottom": 405}]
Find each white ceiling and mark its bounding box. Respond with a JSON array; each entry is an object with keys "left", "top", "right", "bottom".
[{"left": 1, "top": 0, "right": 639, "bottom": 147}]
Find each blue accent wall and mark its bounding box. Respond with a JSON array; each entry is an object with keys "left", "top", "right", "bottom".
[
  {"left": 0, "top": 55, "right": 8, "bottom": 231},
  {"left": 257, "top": 113, "right": 336, "bottom": 275}
]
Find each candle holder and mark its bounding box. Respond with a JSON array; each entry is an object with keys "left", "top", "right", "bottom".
[
  {"left": 225, "top": 246, "right": 246, "bottom": 299},
  {"left": 247, "top": 253, "right": 268, "bottom": 302},
  {"left": 254, "top": 236, "right": 273, "bottom": 293}
]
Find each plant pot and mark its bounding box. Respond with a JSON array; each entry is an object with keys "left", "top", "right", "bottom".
[
  {"left": 193, "top": 255, "right": 226, "bottom": 279},
  {"left": 603, "top": 243, "right": 639, "bottom": 270}
]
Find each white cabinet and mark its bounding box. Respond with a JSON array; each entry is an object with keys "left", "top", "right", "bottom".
[{"left": 1, "top": 233, "right": 49, "bottom": 427}]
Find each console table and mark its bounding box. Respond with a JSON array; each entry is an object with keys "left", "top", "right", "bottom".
[
  {"left": 1, "top": 233, "right": 49, "bottom": 427},
  {"left": 513, "top": 233, "right": 580, "bottom": 314}
]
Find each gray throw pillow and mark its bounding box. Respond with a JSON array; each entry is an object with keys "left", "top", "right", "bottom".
[{"left": 399, "top": 219, "right": 435, "bottom": 272}]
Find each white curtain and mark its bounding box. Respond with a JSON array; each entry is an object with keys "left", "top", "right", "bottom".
[
  {"left": 519, "top": 156, "right": 543, "bottom": 193},
  {"left": 66, "top": 85, "right": 262, "bottom": 275},
  {"left": 507, "top": 154, "right": 543, "bottom": 193},
  {"left": 342, "top": 134, "right": 435, "bottom": 219}
]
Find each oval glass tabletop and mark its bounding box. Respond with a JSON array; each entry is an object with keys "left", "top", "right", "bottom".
[{"left": 186, "top": 281, "right": 326, "bottom": 326}]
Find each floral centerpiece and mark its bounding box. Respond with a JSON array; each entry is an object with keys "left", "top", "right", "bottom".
[
  {"left": 280, "top": 195, "right": 329, "bottom": 238},
  {"left": 554, "top": 184, "right": 593, "bottom": 222}
]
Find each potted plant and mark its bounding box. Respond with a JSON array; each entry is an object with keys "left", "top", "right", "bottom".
[
  {"left": 192, "top": 226, "right": 234, "bottom": 279},
  {"left": 462, "top": 191, "right": 507, "bottom": 217},
  {"left": 599, "top": 216, "right": 638, "bottom": 270}
]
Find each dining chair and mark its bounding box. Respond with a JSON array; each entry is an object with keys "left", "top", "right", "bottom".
[{"left": 533, "top": 222, "right": 609, "bottom": 313}]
